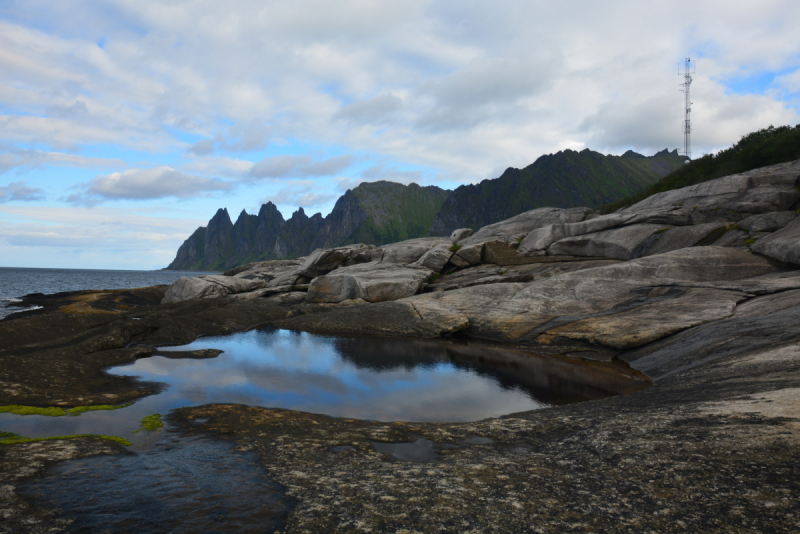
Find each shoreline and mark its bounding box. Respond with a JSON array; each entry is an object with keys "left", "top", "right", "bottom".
[{"left": 1, "top": 284, "right": 798, "bottom": 531}]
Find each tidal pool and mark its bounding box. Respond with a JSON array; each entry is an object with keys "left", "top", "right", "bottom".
[{"left": 0, "top": 328, "right": 648, "bottom": 447}]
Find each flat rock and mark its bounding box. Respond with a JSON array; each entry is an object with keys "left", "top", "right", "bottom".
[
  {"left": 162, "top": 275, "right": 265, "bottom": 303},
  {"left": 306, "top": 263, "right": 433, "bottom": 303},
  {"left": 547, "top": 224, "right": 668, "bottom": 260},
  {"left": 751, "top": 216, "right": 800, "bottom": 265},
  {"left": 232, "top": 260, "right": 303, "bottom": 281}
]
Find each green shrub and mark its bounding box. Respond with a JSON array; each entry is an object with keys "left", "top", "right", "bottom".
[{"left": 448, "top": 244, "right": 463, "bottom": 252}]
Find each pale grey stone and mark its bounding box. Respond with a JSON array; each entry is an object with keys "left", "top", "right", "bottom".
[
  {"left": 413, "top": 243, "right": 454, "bottom": 272},
  {"left": 751, "top": 217, "right": 800, "bottom": 265},
  {"left": 547, "top": 224, "right": 668, "bottom": 260},
  {"left": 640, "top": 223, "right": 728, "bottom": 257},
  {"left": 450, "top": 228, "right": 474, "bottom": 243},
  {"left": 738, "top": 211, "right": 798, "bottom": 233},
  {"left": 306, "top": 263, "right": 433, "bottom": 303},
  {"left": 380, "top": 237, "right": 451, "bottom": 264},
  {"left": 162, "top": 275, "right": 265, "bottom": 303},
  {"left": 453, "top": 243, "right": 483, "bottom": 265},
  {"left": 461, "top": 207, "right": 592, "bottom": 246}
]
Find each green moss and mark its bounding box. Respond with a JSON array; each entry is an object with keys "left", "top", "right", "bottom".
[
  {"left": 655, "top": 228, "right": 671, "bottom": 234},
  {"left": 745, "top": 239, "right": 756, "bottom": 245},
  {"left": 0, "top": 432, "right": 132, "bottom": 446},
  {"left": 132, "top": 413, "right": 164, "bottom": 433},
  {"left": 448, "top": 244, "right": 463, "bottom": 252},
  {"left": 0, "top": 403, "right": 134, "bottom": 417},
  {"left": 428, "top": 273, "right": 441, "bottom": 283}
]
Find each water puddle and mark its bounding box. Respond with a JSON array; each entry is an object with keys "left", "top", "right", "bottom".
[
  {"left": 17, "top": 433, "right": 293, "bottom": 533},
  {"left": 0, "top": 328, "right": 648, "bottom": 445}
]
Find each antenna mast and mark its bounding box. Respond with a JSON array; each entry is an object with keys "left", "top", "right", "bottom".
[{"left": 679, "top": 57, "right": 694, "bottom": 161}]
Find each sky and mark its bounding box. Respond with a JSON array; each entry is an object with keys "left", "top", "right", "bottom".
[{"left": 0, "top": 0, "right": 798, "bottom": 270}]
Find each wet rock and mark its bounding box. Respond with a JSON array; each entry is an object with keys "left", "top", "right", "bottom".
[
  {"left": 752, "top": 217, "right": 800, "bottom": 265},
  {"left": 162, "top": 275, "right": 265, "bottom": 303},
  {"left": 449, "top": 228, "right": 473, "bottom": 243},
  {"left": 305, "top": 263, "right": 433, "bottom": 303}
]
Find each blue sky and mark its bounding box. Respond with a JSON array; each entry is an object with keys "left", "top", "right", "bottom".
[{"left": 1, "top": 0, "right": 798, "bottom": 270}]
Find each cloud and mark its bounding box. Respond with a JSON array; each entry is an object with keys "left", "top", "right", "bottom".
[
  {"left": 0, "top": 146, "right": 126, "bottom": 174},
  {"left": 249, "top": 154, "right": 353, "bottom": 178},
  {"left": 333, "top": 93, "right": 403, "bottom": 125},
  {"left": 0, "top": 180, "right": 45, "bottom": 202},
  {"left": 361, "top": 163, "right": 423, "bottom": 185},
  {"left": 260, "top": 180, "right": 338, "bottom": 209},
  {"left": 67, "top": 167, "right": 235, "bottom": 205}
]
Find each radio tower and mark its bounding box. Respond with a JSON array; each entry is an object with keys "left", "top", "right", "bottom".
[{"left": 679, "top": 57, "right": 694, "bottom": 161}]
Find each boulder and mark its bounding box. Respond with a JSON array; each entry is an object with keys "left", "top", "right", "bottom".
[
  {"left": 450, "top": 228, "right": 473, "bottom": 243},
  {"left": 738, "top": 211, "right": 798, "bottom": 233},
  {"left": 306, "top": 263, "right": 433, "bottom": 303},
  {"left": 751, "top": 217, "right": 800, "bottom": 265},
  {"left": 162, "top": 275, "right": 265, "bottom": 303},
  {"left": 453, "top": 243, "right": 483, "bottom": 266},
  {"left": 413, "top": 243, "right": 453, "bottom": 273},
  {"left": 380, "top": 237, "right": 451, "bottom": 264},
  {"left": 296, "top": 244, "right": 377, "bottom": 279},
  {"left": 547, "top": 224, "right": 668, "bottom": 260}
]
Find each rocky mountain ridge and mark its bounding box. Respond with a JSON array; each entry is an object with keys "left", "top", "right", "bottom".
[
  {"left": 167, "top": 147, "right": 682, "bottom": 271},
  {"left": 428, "top": 147, "right": 685, "bottom": 236},
  {"left": 166, "top": 181, "right": 449, "bottom": 271}
]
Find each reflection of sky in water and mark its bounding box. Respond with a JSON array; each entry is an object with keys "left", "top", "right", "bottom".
[{"left": 0, "top": 329, "right": 554, "bottom": 446}]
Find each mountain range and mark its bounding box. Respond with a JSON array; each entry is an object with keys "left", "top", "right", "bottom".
[{"left": 166, "top": 147, "right": 685, "bottom": 271}]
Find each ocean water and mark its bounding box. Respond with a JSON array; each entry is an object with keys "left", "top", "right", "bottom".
[{"left": 0, "top": 266, "right": 214, "bottom": 319}]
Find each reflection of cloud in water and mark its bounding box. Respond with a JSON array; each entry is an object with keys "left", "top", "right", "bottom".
[{"left": 111, "top": 329, "right": 607, "bottom": 422}]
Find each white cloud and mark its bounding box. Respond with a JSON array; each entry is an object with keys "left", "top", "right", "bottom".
[
  {"left": 249, "top": 154, "right": 353, "bottom": 178},
  {"left": 333, "top": 93, "right": 403, "bottom": 125},
  {"left": 0, "top": 180, "right": 45, "bottom": 202},
  {"left": 68, "top": 167, "right": 236, "bottom": 205}
]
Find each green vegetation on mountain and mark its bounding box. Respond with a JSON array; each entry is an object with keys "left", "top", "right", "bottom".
[
  {"left": 166, "top": 181, "right": 449, "bottom": 271},
  {"left": 343, "top": 181, "right": 450, "bottom": 246},
  {"left": 601, "top": 124, "right": 800, "bottom": 213},
  {"left": 428, "top": 148, "right": 685, "bottom": 235}
]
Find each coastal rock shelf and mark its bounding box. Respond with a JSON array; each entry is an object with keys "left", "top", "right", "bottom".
[{"left": 1, "top": 159, "right": 799, "bottom": 532}]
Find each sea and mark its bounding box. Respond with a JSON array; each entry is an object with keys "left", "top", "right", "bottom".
[{"left": 0, "top": 266, "right": 215, "bottom": 320}]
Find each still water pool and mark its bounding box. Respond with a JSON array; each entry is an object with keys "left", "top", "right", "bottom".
[{"left": 0, "top": 328, "right": 639, "bottom": 448}]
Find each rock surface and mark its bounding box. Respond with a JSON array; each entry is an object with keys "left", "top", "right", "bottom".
[
  {"left": 305, "top": 263, "right": 433, "bottom": 303},
  {"left": 162, "top": 275, "right": 265, "bottom": 303},
  {"left": 752, "top": 216, "right": 800, "bottom": 265}
]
